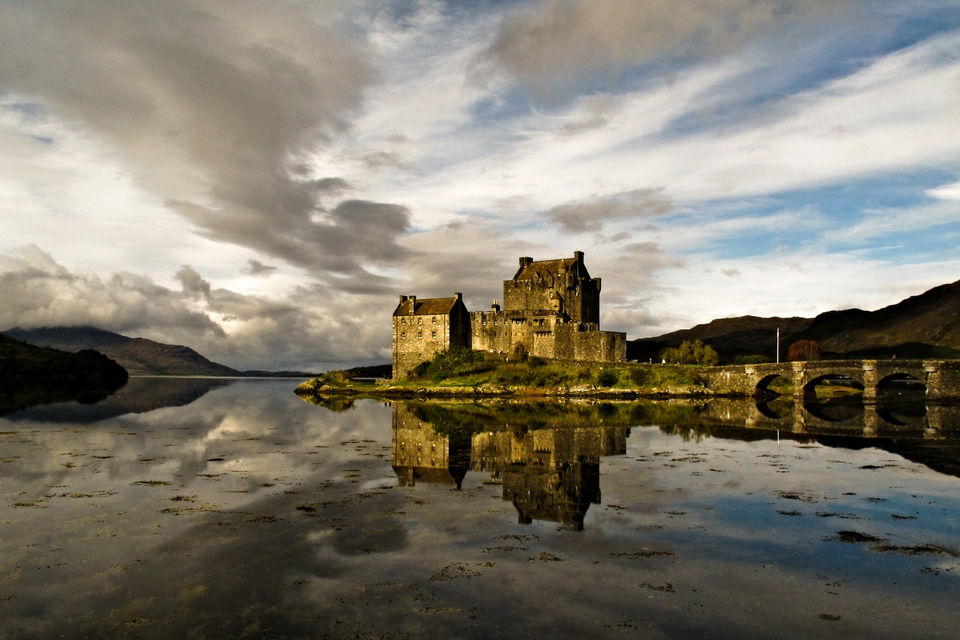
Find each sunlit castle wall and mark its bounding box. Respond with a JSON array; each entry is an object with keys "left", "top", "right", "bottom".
[
  {"left": 391, "top": 294, "right": 471, "bottom": 379},
  {"left": 502, "top": 252, "right": 600, "bottom": 325}
]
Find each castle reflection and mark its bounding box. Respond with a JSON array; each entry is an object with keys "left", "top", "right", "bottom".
[
  {"left": 390, "top": 397, "right": 960, "bottom": 529},
  {"left": 392, "top": 402, "right": 629, "bottom": 530}
]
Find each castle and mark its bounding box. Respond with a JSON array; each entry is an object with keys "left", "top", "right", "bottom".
[
  {"left": 391, "top": 402, "right": 629, "bottom": 529},
  {"left": 392, "top": 251, "right": 627, "bottom": 379}
]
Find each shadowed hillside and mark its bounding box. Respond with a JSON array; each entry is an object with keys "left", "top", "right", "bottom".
[
  {"left": 789, "top": 280, "right": 960, "bottom": 358},
  {"left": 0, "top": 334, "right": 129, "bottom": 415},
  {"left": 629, "top": 278, "right": 960, "bottom": 362},
  {"left": 3, "top": 326, "right": 240, "bottom": 376}
]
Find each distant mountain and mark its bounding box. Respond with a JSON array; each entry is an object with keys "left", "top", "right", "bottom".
[
  {"left": 629, "top": 278, "right": 960, "bottom": 362},
  {"left": 3, "top": 326, "right": 240, "bottom": 376}
]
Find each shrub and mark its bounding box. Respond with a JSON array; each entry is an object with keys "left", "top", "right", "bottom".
[
  {"left": 596, "top": 369, "right": 618, "bottom": 387},
  {"left": 659, "top": 340, "right": 718, "bottom": 366},
  {"left": 734, "top": 354, "right": 769, "bottom": 365},
  {"left": 788, "top": 340, "right": 822, "bottom": 362}
]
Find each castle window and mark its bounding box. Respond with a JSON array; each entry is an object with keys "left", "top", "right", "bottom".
[
  {"left": 401, "top": 332, "right": 406, "bottom": 338},
  {"left": 432, "top": 317, "right": 437, "bottom": 323},
  {"left": 417, "top": 318, "right": 422, "bottom": 325},
  {"left": 432, "top": 331, "right": 436, "bottom": 338},
  {"left": 417, "top": 331, "right": 422, "bottom": 338}
]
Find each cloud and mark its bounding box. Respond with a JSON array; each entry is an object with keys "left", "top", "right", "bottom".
[
  {"left": 176, "top": 265, "right": 212, "bottom": 301},
  {"left": 0, "top": 0, "right": 416, "bottom": 291},
  {"left": 242, "top": 260, "right": 279, "bottom": 277},
  {"left": 482, "top": 0, "right": 851, "bottom": 84},
  {"left": 0, "top": 245, "right": 223, "bottom": 339},
  {"left": 927, "top": 180, "right": 960, "bottom": 201},
  {"left": 542, "top": 188, "right": 671, "bottom": 233},
  {"left": 0, "top": 245, "right": 394, "bottom": 371}
]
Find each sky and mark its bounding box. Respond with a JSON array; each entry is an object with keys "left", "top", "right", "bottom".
[{"left": 1, "top": 0, "right": 959, "bottom": 371}]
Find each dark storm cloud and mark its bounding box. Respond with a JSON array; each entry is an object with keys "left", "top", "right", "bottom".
[
  {"left": 542, "top": 188, "right": 672, "bottom": 233},
  {"left": 482, "top": 0, "right": 850, "bottom": 83},
  {"left": 0, "top": 0, "right": 411, "bottom": 291},
  {"left": 168, "top": 197, "right": 411, "bottom": 293}
]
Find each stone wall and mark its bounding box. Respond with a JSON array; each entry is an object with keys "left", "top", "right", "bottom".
[
  {"left": 552, "top": 323, "right": 627, "bottom": 362},
  {"left": 392, "top": 295, "right": 471, "bottom": 379},
  {"left": 502, "top": 258, "right": 600, "bottom": 324},
  {"left": 470, "top": 312, "right": 625, "bottom": 362},
  {"left": 699, "top": 359, "right": 960, "bottom": 401}
]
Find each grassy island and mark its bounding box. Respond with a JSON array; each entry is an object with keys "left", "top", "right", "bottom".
[{"left": 296, "top": 347, "right": 718, "bottom": 400}]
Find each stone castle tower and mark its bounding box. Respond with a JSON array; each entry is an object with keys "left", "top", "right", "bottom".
[{"left": 392, "top": 251, "right": 626, "bottom": 379}]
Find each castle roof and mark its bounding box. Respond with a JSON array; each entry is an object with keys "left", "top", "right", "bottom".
[
  {"left": 513, "top": 253, "right": 591, "bottom": 281},
  {"left": 393, "top": 294, "right": 463, "bottom": 316}
]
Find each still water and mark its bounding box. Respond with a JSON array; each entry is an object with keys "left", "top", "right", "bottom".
[{"left": 1, "top": 378, "right": 958, "bottom": 639}]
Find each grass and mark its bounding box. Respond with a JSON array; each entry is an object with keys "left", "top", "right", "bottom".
[
  {"left": 395, "top": 349, "right": 706, "bottom": 392},
  {"left": 296, "top": 349, "right": 715, "bottom": 397}
]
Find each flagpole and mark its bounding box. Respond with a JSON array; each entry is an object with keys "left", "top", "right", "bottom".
[{"left": 776, "top": 327, "right": 780, "bottom": 364}]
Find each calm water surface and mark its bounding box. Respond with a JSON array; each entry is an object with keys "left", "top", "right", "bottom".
[{"left": 1, "top": 378, "right": 958, "bottom": 639}]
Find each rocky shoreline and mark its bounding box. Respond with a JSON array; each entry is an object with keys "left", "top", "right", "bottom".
[{"left": 294, "top": 377, "right": 722, "bottom": 400}]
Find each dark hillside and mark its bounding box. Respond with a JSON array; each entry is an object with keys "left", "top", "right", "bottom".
[
  {"left": 790, "top": 280, "right": 960, "bottom": 355},
  {"left": 0, "top": 335, "right": 129, "bottom": 415},
  {"left": 3, "top": 326, "right": 239, "bottom": 376},
  {"left": 629, "top": 278, "right": 960, "bottom": 362},
  {"left": 628, "top": 316, "right": 811, "bottom": 363}
]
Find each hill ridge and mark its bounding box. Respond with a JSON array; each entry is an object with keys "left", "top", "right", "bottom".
[
  {"left": 2, "top": 326, "right": 240, "bottom": 377},
  {"left": 628, "top": 278, "right": 960, "bottom": 362}
]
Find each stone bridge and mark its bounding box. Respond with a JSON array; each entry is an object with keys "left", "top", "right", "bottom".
[
  {"left": 700, "top": 359, "right": 960, "bottom": 402},
  {"left": 687, "top": 396, "right": 960, "bottom": 440}
]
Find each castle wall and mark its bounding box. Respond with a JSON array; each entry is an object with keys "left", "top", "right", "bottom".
[
  {"left": 392, "top": 296, "right": 471, "bottom": 379},
  {"left": 393, "top": 313, "right": 450, "bottom": 379},
  {"left": 469, "top": 310, "right": 514, "bottom": 354},
  {"left": 553, "top": 324, "right": 627, "bottom": 362},
  {"left": 502, "top": 274, "right": 600, "bottom": 325}
]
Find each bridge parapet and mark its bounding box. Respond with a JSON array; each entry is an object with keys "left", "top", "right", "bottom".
[{"left": 701, "top": 359, "right": 960, "bottom": 401}]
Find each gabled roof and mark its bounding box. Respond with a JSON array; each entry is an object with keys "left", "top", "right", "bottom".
[
  {"left": 393, "top": 296, "right": 461, "bottom": 316},
  {"left": 514, "top": 257, "right": 590, "bottom": 281}
]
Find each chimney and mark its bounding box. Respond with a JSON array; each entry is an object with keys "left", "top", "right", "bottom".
[
  {"left": 573, "top": 250, "right": 583, "bottom": 262},
  {"left": 399, "top": 295, "right": 408, "bottom": 304},
  {"left": 519, "top": 256, "right": 533, "bottom": 268},
  {"left": 454, "top": 292, "right": 462, "bottom": 301},
  {"left": 492, "top": 299, "right": 500, "bottom": 312},
  {"left": 409, "top": 295, "right": 416, "bottom": 312}
]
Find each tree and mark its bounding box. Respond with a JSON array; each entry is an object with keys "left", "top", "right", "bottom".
[
  {"left": 660, "top": 340, "right": 719, "bottom": 366},
  {"left": 788, "top": 339, "right": 822, "bottom": 362}
]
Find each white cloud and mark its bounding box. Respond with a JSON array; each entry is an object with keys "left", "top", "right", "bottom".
[{"left": 927, "top": 180, "right": 960, "bottom": 201}]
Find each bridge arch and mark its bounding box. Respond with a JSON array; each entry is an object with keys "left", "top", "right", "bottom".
[
  {"left": 802, "top": 374, "right": 864, "bottom": 398},
  {"left": 755, "top": 373, "right": 790, "bottom": 396},
  {"left": 876, "top": 372, "right": 926, "bottom": 395}
]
